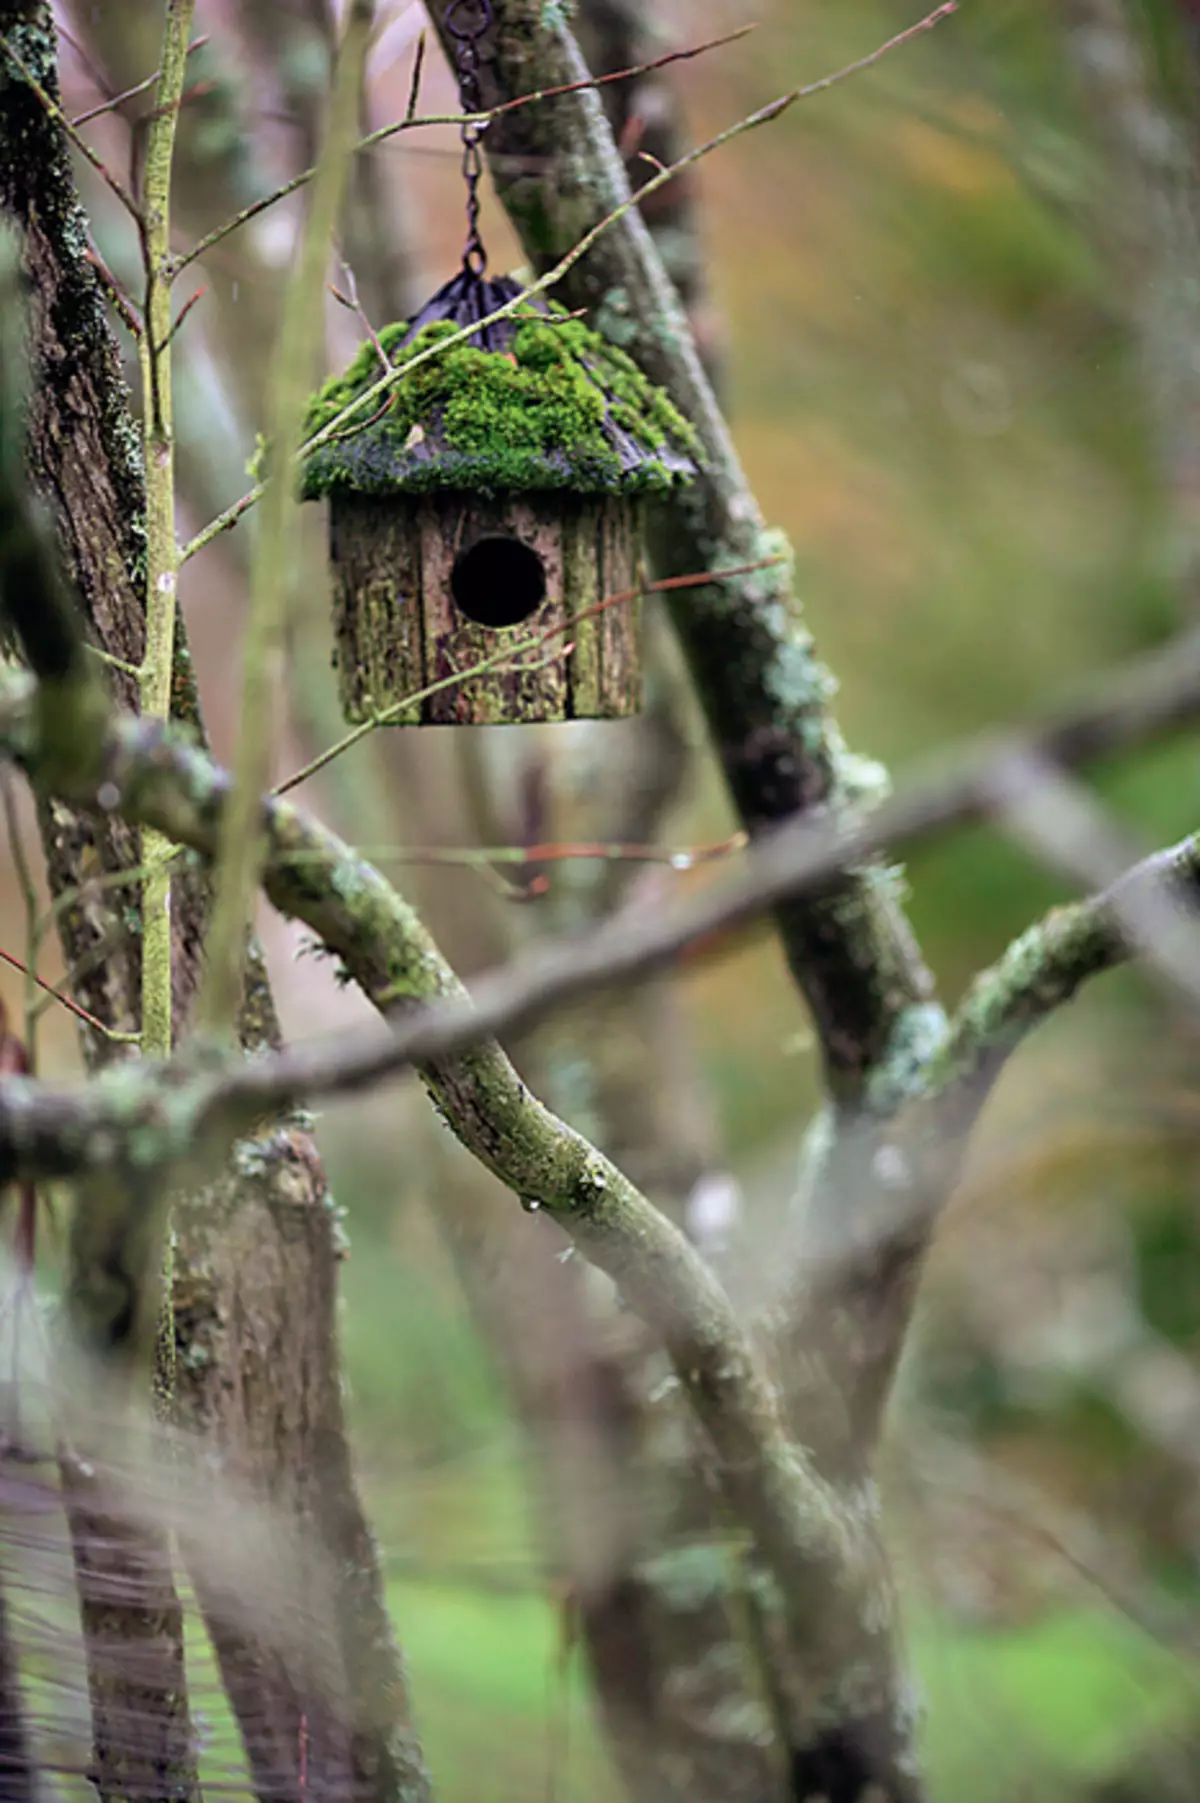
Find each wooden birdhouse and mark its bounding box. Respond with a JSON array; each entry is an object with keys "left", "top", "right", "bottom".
[{"left": 299, "top": 273, "right": 697, "bottom": 726}]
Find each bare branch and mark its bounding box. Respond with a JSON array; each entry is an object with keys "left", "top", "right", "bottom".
[
  {"left": 5, "top": 538, "right": 1197, "bottom": 1803},
  {"left": 2, "top": 614, "right": 1199, "bottom": 1168},
  {"left": 168, "top": 22, "right": 757, "bottom": 277},
  {"left": 944, "top": 763, "right": 1200, "bottom": 1087},
  {"left": 0, "top": 674, "right": 922, "bottom": 1784},
  {"left": 0, "top": 945, "right": 138, "bottom": 1041},
  {"left": 197, "top": 0, "right": 370, "bottom": 1037},
  {"left": 69, "top": 30, "right": 211, "bottom": 127},
  {"left": 420, "top": 0, "right": 952, "bottom": 1111}
]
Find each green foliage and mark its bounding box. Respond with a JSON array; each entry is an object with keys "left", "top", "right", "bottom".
[
  {"left": 381, "top": 1594, "right": 1200, "bottom": 1802},
  {"left": 917, "top": 1607, "right": 1196, "bottom": 1799},
  {"left": 296, "top": 307, "right": 699, "bottom": 499}
]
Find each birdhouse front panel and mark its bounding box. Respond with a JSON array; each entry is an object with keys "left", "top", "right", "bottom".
[
  {"left": 416, "top": 492, "right": 570, "bottom": 725},
  {"left": 329, "top": 490, "right": 643, "bottom": 725},
  {"left": 416, "top": 491, "right": 643, "bottom": 726},
  {"left": 301, "top": 277, "right": 697, "bottom": 728}
]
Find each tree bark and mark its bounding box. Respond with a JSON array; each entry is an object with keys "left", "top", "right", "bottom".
[
  {"left": 571, "top": 0, "right": 723, "bottom": 382},
  {"left": 420, "top": 8, "right": 933, "bottom": 1796},
  {"left": 1061, "top": 0, "right": 1200, "bottom": 604},
  {"left": 423, "top": 0, "right": 934, "bottom": 1106},
  {"left": 0, "top": 10, "right": 429, "bottom": 1799}
]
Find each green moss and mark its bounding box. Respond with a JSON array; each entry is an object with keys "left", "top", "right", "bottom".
[{"left": 298, "top": 305, "right": 699, "bottom": 500}]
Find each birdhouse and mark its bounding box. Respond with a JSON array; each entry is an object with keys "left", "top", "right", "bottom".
[{"left": 299, "top": 272, "right": 698, "bottom": 726}]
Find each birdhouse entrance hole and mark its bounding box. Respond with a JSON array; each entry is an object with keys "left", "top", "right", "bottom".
[{"left": 451, "top": 535, "right": 547, "bottom": 629}]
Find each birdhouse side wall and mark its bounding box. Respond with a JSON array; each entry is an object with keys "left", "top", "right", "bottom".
[
  {"left": 329, "top": 493, "right": 427, "bottom": 725},
  {"left": 565, "top": 498, "right": 643, "bottom": 719}
]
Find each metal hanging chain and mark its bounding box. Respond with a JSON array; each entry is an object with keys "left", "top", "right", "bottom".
[{"left": 445, "top": 0, "right": 493, "bottom": 278}]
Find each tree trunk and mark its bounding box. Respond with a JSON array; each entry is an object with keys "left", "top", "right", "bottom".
[
  {"left": 1061, "top": 0, "right": 1200, "bottom": 602},
  {"left": 0, "top": 11, "right": 429, "bottom": 1798}
]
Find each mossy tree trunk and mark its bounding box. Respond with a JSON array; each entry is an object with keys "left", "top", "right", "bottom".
[
  {"left": 0, "top": 10, "right": 429, "bottom": 1800},
  {"left": 423, "top": 5, "right": 937, "bottom": 1798}
]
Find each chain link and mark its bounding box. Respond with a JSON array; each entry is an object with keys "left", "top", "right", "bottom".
[{"left": 445, "top": 0, "right": 493, "bottom": 278}]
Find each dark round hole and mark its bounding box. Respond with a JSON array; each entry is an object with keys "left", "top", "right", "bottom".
[{"left": 450, "top": 535, "right": 547, "bottom": 629}]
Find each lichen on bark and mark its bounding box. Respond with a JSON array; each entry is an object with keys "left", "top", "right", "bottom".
[{"left": 0, "top": 9, "right": 430, "bottom": 1798}]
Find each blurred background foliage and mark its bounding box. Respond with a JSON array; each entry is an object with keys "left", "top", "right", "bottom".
[{"left": 4, "top": 0, "right": 1200, "bottom": 1796}]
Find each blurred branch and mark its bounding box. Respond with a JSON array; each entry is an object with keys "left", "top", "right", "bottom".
[
  {"left": 197, "top": 0, "right": 369, "bottom": 1036},
  {"left": 943, "top": 776, "right": 1200, "bottom": 1089},
  {"left": 0, "top": 720, "right": 922, "bottom": 1797},
  {"left": 0, "top": 177, "right": 202, "bottom": 1792},
  {"left": 168, "top": 22, "right": 755, "bottom": 276},
  {"left": 1061, "top": 0, "right": 1200, "bottom": 601},
  {"left": 6, "top": 523, "right": 1200, "bottom": 1803},
  {"left": 0, "top": 108, "right": 914, "bottom": 1779},
  {"left": 332, "top": 831, "right": 745, "bottom": 871},
  {"left": 0, "top": 946, "right": 138, "bottom": 1042},
  {"left": 1000, "top": 753, "right": 1200, "bottom": 1001},
  {"left": 4, "top": 614, "right": 1200, "bottom": 1126},
  {"left": 0, "top": 773, "right": 41, "bottom": 1066},
  {"left": 0, "top": 16, "right": 430, "bottom": 1796},
  {"left": 1, "top": 569, "right": 917, "bottom": 1797}
]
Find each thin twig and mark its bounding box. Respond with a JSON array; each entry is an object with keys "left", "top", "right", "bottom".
[
  {"left": 87, "top": 644, "right": 143, "bottom": 679},
  {"left": 744, "top": 3, "right": 955, "bottom": 131},
  {"left": 0, "top": 948, "right": 137, "bottom": 1043},
  {"left": 331, "top": 254, "right": 389, "bottom": 371},
  {"left": 158, "top": 284, "right": 207, "bottom": 354},
  {"left": 404, "top": 30, "right": 426, "bottom": 124},
  {"left": 84, "top": 246, "right": 144, "bottom": 339},
  {"left": 70, "top": 67, "right": 161, "bottom": 128},
  {"left": 168, "top": 24, "right": 757, "bottom": 276},
  {"left": 181, "top": 485, "right": 261, "bottom": 561},
  {"left": 68, "top": 33, "right": 211, "bottom": 127},
  {"left": 263, "top": 833, "right": 746, "bottom": 880},
  {"left": 339, "top": 833, "right": 748, "bottom": 871},
  {"left": 54, "top": 21, "right": 111, "bottom": 96},
  {"left": 28, "top": 857, "right": 171, "bottom": 1031},
  {"left": 178, "top": 5, "right": 957, "bottom": 562},
  {"left": 5, "top": 619, "right": 1200, "bottom": 1128}
]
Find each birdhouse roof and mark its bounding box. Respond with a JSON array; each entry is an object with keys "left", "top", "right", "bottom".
[{"left": 298, "top": 274, "right": 698, "bottom": 501}]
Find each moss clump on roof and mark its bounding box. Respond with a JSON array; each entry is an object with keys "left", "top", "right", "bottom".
[{"left": 298, "top": 305, "right": 699, "bottom": 499}]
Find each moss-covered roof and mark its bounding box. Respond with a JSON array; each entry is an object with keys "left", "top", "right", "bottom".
[{"left": 298, "top": 302, "right": 699, "bottom": 500}]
